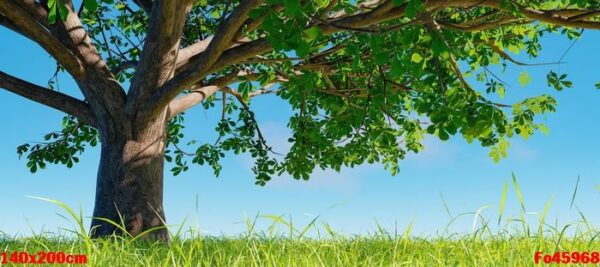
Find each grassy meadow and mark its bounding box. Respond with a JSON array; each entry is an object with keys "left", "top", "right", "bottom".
[{"left": 1, "top": 174, "right": 599, "bottom": 266}]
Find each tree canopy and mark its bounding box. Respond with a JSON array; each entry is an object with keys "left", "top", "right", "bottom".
[{"left": 2, "top": 0, "right": 600, "bottom": 185}]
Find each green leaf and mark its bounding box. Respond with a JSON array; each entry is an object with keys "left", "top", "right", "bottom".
[
  {"left": 15, "top": 0, "right": 588, "bottom": 188},
  {"left": 303, "top": 26, "right": 322, "bottom": 42},
  {"left": 518, "top": 72, "right": 532, "bottom": 87},
  {"left": 438, "top": 129, "right": 449, "bottom": 141},
  {"left": 405, "top": 0, "right": 423, "bottom": 19},
  {"left": 547, "top": 71, "right": 573, "bottom": 91},
  {"left": 283, "top": 0, "right": 302, "bottom": 16},
  {"left": 47, "top": 0, "right": 58, "bottom": 24},
  {"left": 84, "top": 0, "right": 99, "bottom": 12},
  {"left": 58, "top": 2, "right": 69, "bottom": 21},
  {"left": 489, "top": 147, "right": 501, "bottom": 162},
  {"left": 538, "top": 124, "right": 549, "bottom": 135},
  {"left": 497, "top": 85, "right": 506, "bottom": 99},
  {"left": 411, "top": 52, "right": 423, "bottom": 63},
  {"left": 314, "top": 0, "right": 330, "bottom": 8},
  {"left": 430, "top": 34, "right": 449, "bottom": 57}
]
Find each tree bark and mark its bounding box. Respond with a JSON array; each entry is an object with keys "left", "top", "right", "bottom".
[{"left": 90, "top": 112, "right": 170, "bottom": 241}]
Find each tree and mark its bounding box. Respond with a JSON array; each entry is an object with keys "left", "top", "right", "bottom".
[{"left": 1, "top": 0, "right": 599, "bottom": 241}]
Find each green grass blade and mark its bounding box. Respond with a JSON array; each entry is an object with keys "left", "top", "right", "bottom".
[
  {"left": 440, "top": 192, "right": 452, "bottom": 219},
  {"left": 472, "top": 205, "right": 491, "bottom": 233},
  {"left": 297, "top": 216, "right": 320, "bottom": 239},
  {"left": 26, "top": 196, "right": 87, "bottom": 239},
  {"left": 402, "top": 219, "right": 414, "bottom": 249},
  {"left": 498, "top": 179, "right": 509, "bottom": 226},
  {"left": 538, "top": 194, "right": 556, "bottom": 239},
  {"left": 511, "top": 173, "right": 526, "bottom": 213},
  {"left": 570, "top": 175, "right": 580, "bottom": 209}
]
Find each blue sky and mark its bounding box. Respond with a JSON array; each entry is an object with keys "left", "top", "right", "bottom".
[{"left": 1, "top": 26, "right": 600, "bottom": 237}]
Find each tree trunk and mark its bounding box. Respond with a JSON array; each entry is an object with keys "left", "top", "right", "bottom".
[{"left": 90, "top": 113, "right": 170, "bottom": 241}]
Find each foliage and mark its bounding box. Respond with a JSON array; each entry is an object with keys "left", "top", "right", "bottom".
[
  {"left": 16, "top": 0, "right": 600, "bottom": 185},
  {"left": 17, "top": 116, "right": 98, "bottom": 173}
]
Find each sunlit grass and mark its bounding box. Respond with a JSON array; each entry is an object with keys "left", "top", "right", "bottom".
[
  {"left": 2, "top": 235, "right": 600, "bottom": 266},
  {"left": 1, "top": 173, "right": 599, "bottom": 266}
]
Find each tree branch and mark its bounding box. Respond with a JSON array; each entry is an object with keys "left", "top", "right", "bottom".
[
  {"left": 125, "top": 0, "right": 193, "bottom": 115},
  {"left": 167, "top": 85, "right": 221, "bottom": 119},
  {"left": 146, "top": 0, "right": 264, "bottom": 116},
  {"left": 45, "top": 2, "right": 130, "bottom": 130},
  {"left": 516, "top": 5, "right": 600, "bottom": 29},
  {"left": 0, "top": 13, "right": 32, "bottom": 39},
  {"left": 111, "top": 60, "right": 138, "bottom": 76},
  {"left": 12, "top": 0, "right": 49, "bottom": 27},
  {"left": 0, "top": 71, "right": 97, "bottom": 126},
  {"left": 152, "top": 0, "right": 600, "bottom": 122},
  {"left": 174, "top": 4, "right": 282, "bottom": 70},
  {"left": 0, "top": 1, "right": 85, "bottom": 77},
  {"left": 167, "top": 70, "right": 258, "bottom": 118}
]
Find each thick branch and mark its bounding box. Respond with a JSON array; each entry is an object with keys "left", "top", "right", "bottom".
[
  {"left": 11, "top": 0, "right": 50, "bottom": 27},
  {"left": 152, "top": 0, "right": 415, "bottom": 114},
  {"left": 210, "top": 0, "right": 600, "bottom": 71},
  {"left": 152, "top": 0, "right": 600, "bottom": 120},
  {"left": 0, "top": 71, "right": 96, "bottom": 126},
  {"left": 1, "top": 1, "right": 131, "bottom": 134},
  {"left": 0, "top": 0, "right": 85, "bottom": 77},
  {"left": 175, "top": 4, "right": 282, "bottom": 69},
  {"left": 126, "top": 0, "right": 193, "bottom": 115},
  {"left": 517, "top": 5, "right": 600, "bottom": 29},
  {"left": 46, "top": 2, "right": 130, "bottom": 132},
  {"left": 0, "top": 13, "right": 32, "bottom": 39},
  {"left": 176, "top": 36, "right": 213, "bottom": 70},
  {"left": 146, "top": 0, "right": 264, "bottom": 116},
  {"left": 167, "top": 85, "right": 220, "bottom": 119},
  {"left": 168, "top": 69, "right": 287, "bottom": 118},
  {"left": 167, "top": 71, "right": 256, "bottom": 118}
]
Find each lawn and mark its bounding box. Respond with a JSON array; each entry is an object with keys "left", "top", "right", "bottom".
[
  {"left": 1, "top": 175, "right": 598, "bottom": 266},
  {"left": 2, "top": 233, "right": 599, "bottom": 266}
]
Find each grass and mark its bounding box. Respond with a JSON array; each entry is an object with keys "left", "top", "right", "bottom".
[
  {"left": 3, "top": 235, "right": 600, "bottom": 266},
  {"left": 1, "top": 173, "right": 599, "bottom": 266}
]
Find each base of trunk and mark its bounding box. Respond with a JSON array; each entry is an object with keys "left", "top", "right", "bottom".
[{"left": 90, "top": 123, "right": 169, "bottom": 242}]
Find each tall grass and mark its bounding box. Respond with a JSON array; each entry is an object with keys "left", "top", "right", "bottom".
[{"left": 1, "top": 173, "right": 599, "bottom": 266}]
